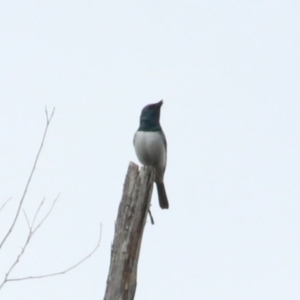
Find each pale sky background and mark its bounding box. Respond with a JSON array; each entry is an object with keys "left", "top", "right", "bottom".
[{"left": 0, "top": 1, "right": 299, "bottom": 299}]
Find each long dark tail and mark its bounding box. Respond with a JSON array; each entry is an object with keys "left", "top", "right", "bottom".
[{"left": 156, "top": 182, "right": 169, "bottom": 209}]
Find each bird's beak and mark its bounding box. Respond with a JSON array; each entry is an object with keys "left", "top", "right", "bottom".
[{"left": 157, "top": 100, "right": 163, "bottom": 107}]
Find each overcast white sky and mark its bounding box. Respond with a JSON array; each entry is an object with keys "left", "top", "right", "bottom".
[{"left": 0, "top": 1, "right": 300, "bottom": 299}]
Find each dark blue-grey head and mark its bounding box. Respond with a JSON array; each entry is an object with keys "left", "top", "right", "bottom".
[{"left": 138, "top": 100, "right": 163, "bottom": 131}]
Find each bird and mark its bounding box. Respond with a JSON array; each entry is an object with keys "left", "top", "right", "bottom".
[{"left": 133, "top": 100, "right": 169, "bottom": 209}]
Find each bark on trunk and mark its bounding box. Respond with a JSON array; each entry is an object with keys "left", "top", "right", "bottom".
[{"left": 104, "top": 162, "right": 154, "bottom": 300}]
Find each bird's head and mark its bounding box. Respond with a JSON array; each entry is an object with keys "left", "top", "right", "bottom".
[{"left": 139, "top": 100, "right": 163, "bottom": 131}]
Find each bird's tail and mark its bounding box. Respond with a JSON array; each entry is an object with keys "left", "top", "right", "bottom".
[{"left": 156, "top": 182, "right": 169, "bottom": 209}]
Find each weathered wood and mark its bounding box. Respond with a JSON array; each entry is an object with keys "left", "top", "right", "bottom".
[{"left": 103, "top": 162, "right": 154, "bottom": 300}]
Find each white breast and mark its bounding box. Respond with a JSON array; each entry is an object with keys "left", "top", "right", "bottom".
[{"left": 134, "top": 131, "right": 166, "bottom": 168}]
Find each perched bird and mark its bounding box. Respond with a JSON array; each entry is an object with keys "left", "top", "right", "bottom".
[{"left": 133, "top": 100, "right": 169, "bottom": 209}]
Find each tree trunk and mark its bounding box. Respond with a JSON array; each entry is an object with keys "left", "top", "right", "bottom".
[{"left": 103, "top": 162, "right": 154, "bottom": 300}]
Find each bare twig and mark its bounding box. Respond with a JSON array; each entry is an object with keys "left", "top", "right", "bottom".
[
  {"left": 31, "top": 198, "right": 46, "bottom": 229},
  {"left": 148, "top": 209, "right": 155, "bottom": 225},
  {"left": 0, "top": 108, "right": 102, "bottom": 291},
  {"left": 0, "top": 108, "right": 55, "bottom": 250},
  {"left": 23, "top": 211, "right": 31, "bottom": 230},
  {"left": 33, "top": 195, "right": 59, "bottom": 233},
  {"left": 0, "top": 198, "right": 12, "bottom": 214},
  {"left": 0, "top": 230, "right": 31, "bottom": 289},
  {"left": 2, "top": 223, "right": 102, "bottom": 285},
  {"left": 0, "top": 195, "right": 60, "bottom": 290}
]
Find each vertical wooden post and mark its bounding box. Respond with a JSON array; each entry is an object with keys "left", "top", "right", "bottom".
[{"left": 104, "top": 162, "right": 154, "bottom": 300}]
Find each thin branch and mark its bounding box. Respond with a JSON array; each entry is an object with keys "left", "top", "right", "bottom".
[
  {"left": 148, "top": 209, "right": 155, "bottom": 225},
  {"left": 5, "top": 223, "right": 102, "bottom": 283},
  {"left": 45, "top": 106, "right": 49, "bottom": 120},
  {"left": 23, "top": 211, "right": 31, "bottom": 230},
  {"left": 0, "top": 108, "right": 55, "bottom": 250},
  {"left": 0, "top": 231, "right": 31, "bottom": 289},
  {"left": 0, "top": 195, "right": 59, "bottom": 290},
  {"left": 0, "top": 198, "right": 12, "bottom": 214},
  {"left": 32, "top": 195, "right": 59, "bottom": 233},
  {"left": 31, "top": 198, "right": 46, "bottom": 229}
]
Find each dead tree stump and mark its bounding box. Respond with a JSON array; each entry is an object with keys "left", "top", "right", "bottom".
[{"left": 103, "top": 162, "right": 154, "bottom": 300}]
